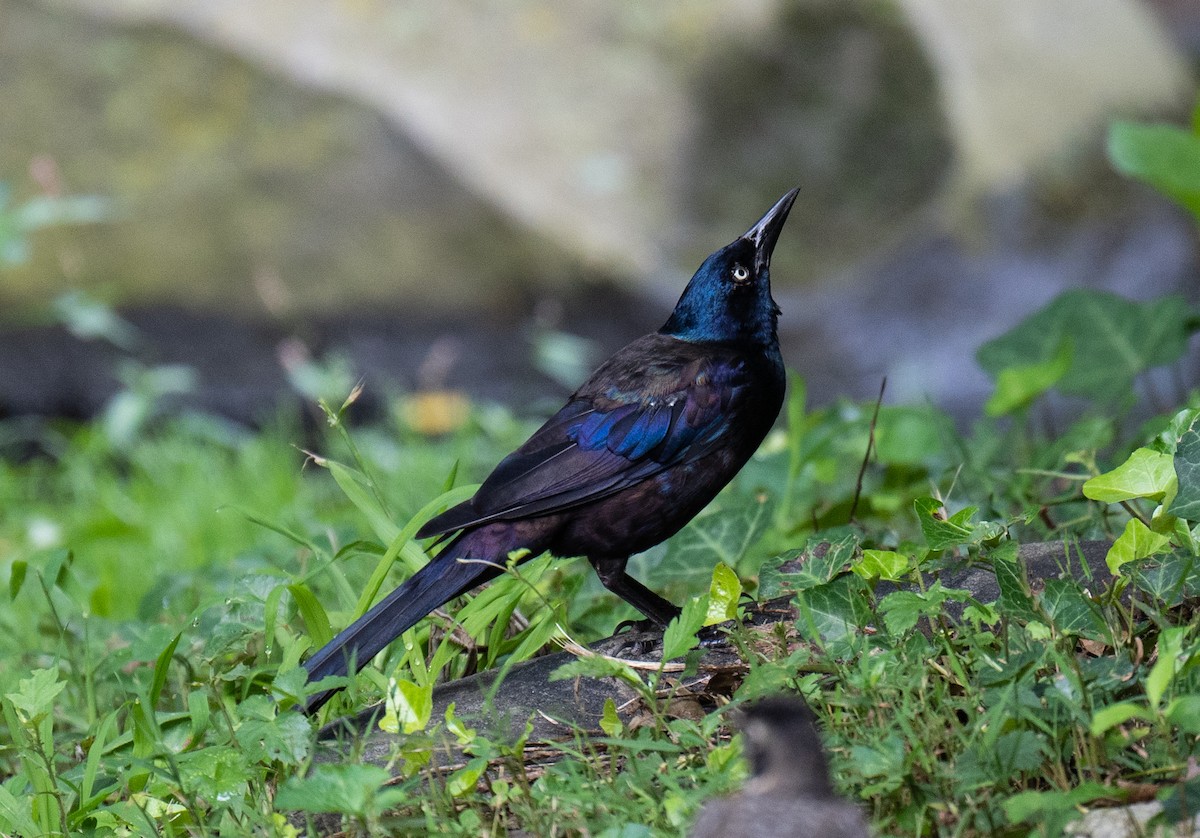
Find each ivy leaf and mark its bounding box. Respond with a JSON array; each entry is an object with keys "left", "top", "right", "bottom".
[
  {"left": 1127, "top": 550, "right": 1200, "bottom": 606},
  {"left": 915, "top": 499, "right": 1002, "bottom": 550},
  {"left": 976, "top": 290, "right": 1195, "bottom": 404},
  {"left": 1106, "top": 518, "right": 1171, "bottom": 574},
  {"left": 853, "top": 549, "right": 912, "bottom": 582},
  {"left": 1040, "top": 578, "right": 1107, "bottom": 640},
  {"left": 1109, "top": 120, "right": 1200, "bottom": 222},
  {"left": 990, "top": 541, "right": 1039, "bottom": 623},
  {"left": 758, "top": 535, "right": 859, "bottom": 598},
  {"left": 984, "top": 338, "right": 1073, "bottom": 417},
  {"left": 1083, "top": 448, "right": 1176, "bottom": 503},
  {"left": 794, "top": 574, "right": 873, "bottom": 644},
  {"left": 1168, "top": 414, "right": 1200, "bottom": 522}
]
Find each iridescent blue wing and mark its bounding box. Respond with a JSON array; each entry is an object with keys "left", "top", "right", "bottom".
[{"left": 416, "top": 335, "right": 745, "bottom": 537}]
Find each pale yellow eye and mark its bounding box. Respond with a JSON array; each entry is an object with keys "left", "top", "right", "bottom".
[{"left": 732, "top": 265, "right": 750, "bottom": 282}]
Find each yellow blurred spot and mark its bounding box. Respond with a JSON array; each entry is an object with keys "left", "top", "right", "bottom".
[{"left": 400, "top": 390, "right": 471, "bottom": 436}]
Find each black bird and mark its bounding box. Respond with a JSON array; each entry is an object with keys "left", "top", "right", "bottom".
[
  {"left": 301, "top": 188, "right": 799, "bottom": 714},
  {"left": 689, "top": 697, "right": 870, "bottom": 838}
]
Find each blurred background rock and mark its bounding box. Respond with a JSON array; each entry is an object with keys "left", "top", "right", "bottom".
[{"left": 0, "top": 0, "right": 1196, "bottom": 425}]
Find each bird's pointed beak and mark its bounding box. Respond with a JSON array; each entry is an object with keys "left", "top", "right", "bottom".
[{"left": 743, "top": 187, "right": 799, "bottom": 273}]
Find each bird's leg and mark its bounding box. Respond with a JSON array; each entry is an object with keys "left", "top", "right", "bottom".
[{"left": 589, "top": 556, "right": 682, "bottom": 628}]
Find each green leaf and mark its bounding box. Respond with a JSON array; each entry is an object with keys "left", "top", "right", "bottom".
[
  {"left": 263, "top": 583, "right": 285, "bottom": 655},
  {"left": 235, "top": 711, "right": 312, "bottom": 765},
  {"left": 228, "top": 505, "right": 323, "bottom": 557},
  {"left": 853, "top": 549, "right": 911, "bottom": 582},
  {"left": 992, "top": 730, "right": 1048, "bottom": 774},
  {"left": 1160, "top": 776, "right": 1200, "bottom": 826},
  {"left": 275, "top": 764, "right": 391, "bottom": 816},
  {"left": 1109, "top": 120, "right": 1200, "bottom": 221},
  {"left": 288, "top": 583, "right": 333, "bottom": 648},
  {"left": 80, "top": 711, "right": 119, "bottom": 814},
  {"left": 662, "top": 594, "right": 707, "bottom": 659},
  {"left": 353, "top": 483, "right": 479, "bottom": 616},
  {"left": 1169, "top": 414, "right": 1200, "bottom": 522},
  {"left": 915, "top": 498, "right": 994, "bottom": 550},
  {"left": 8, "top": 560, "right": 26, "bottom": 600},
  {"left": 1091, "top": 701, "right": 1155, "bottom": 736},
  {"left": 483, "top": 608, "right": 565, "bottom": 704},
  {"left": 976, "top": 290, "right": 1195, "bottom": 404},
  {"left": 1127, "top": 549, "right": 1200, "bottom": 606},
  {"left": 1105, "top": 518, "right": 1171, "bottom": 574},
  {"left": 447, "top": 757, "right": 488, "bottom": 797},
  {"left": 705, "top": 562, "right": 742, "bottom": 625},
  {"left": 5, "top": 668, "right": 66, "bottom": 721},
  {"left": 599, "top": 697, "right": 623, "bottom": 737},
  {"left": 1040, "top": 578, "right": 1107, "bottom": 639},
  {"left": 550, "top": 654, "right": 644, "bottom": 692},
  {"left": 179, "top": 745, "right": 253, "bottom": 802},
  {"left": 1083, "top": 448, "right": 1176, "bottom": 503},
  {"left": 149, "top": 633, "right": 181, "bottom": 707},
  {"left": 1165, "top": 695, "right": 1200, "bottom": 734},
  {"left": 989, "top": 541, "right": 1039, "bottom": 623},
  {"left": 1146, "top": 626, "right": 1192, "bottom": 709},
  {"left": 444, "top": 703, "right": 477, "bottom": 746},
  {"left": 985, "top": 337, "right": 1072, "bottom": 416},
  {"left": 658, "top": 500, "right": 768, "bottom": 590},
  {"left": 794, "top": 574, "right": 873, "bottom": 644},
  {"left": 271, "top": 666, "right": 311, "bottom": 706},
  {"left": 380, "top": 678, "right": 433, "bottom": 735},
  {"left": 876, "top": 583, "right": 966, "bottom": 636},
  {"left": 848, "top": 733, "right": 907, "bottom": 784},
  {"left": 758, "top": 534, "right": 860, "bottom": 598},
  {"left": 1003, "top": 782, "right": 1121, "bottom": 826},
  {"left": 0, "top": 786, "right": 38, "bottom": 837},
  {"left": 187, "top": 690, "right": 210, "bottom": 743},
  {"left": 324, "top": 460, "right": 401, "bottom": 544},
  {"left": 872, "top": 404, "right": 955, "bottom": 466},
  {"left": 877, "top": 591, "right": 927, "bottom": 635}
]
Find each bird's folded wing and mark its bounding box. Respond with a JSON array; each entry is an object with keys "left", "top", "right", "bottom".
[{"left": 417, "top": 357, "right": 741, "bottom": 537}]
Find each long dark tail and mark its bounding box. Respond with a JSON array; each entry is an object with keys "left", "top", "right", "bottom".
[{"left": 300, "top": 531, "right": 505, "bottom": 714}]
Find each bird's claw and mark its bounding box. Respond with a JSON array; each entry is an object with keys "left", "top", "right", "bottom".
[{"left": 614, "top": 617, "right": 660, "bottom": 635}]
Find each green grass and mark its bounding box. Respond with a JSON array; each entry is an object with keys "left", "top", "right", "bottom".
[{"left": 2, "top": 293, "right": 1199, "bottom": 836}]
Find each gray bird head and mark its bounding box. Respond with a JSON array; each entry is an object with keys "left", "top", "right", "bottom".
[{"left": 738, "top": 696, "right": 837, "bottom": 799}]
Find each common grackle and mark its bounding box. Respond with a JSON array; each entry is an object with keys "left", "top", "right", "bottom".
[
  {"left": 301, "top": 188, "right": 798, "bottom": 714},
  {"left": 690, "top": 697, "right": 870, "bottom": 838}
]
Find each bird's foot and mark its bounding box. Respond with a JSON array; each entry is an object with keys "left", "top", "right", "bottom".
[
  {"left": 697, "top": 622, "right": 733, "bottom": 648},
  {"left": 606, "top": 619, "right": 664, "bottom": 658},
  {"left": 614, "top": 617, "right": 661, "bottom": 635}
]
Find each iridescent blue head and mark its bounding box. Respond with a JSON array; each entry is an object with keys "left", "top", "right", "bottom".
[{"left": 661, "top": 188, "right": 798, "bottom": 347}]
